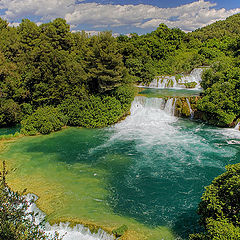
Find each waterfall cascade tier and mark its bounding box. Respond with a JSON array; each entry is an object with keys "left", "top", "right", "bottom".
[
  {"left": 186, "top": 98, "right": 194, "bottom": 119},
  {"left": 131, "top": 96, "right": 176, "bottom": 117},
  {"left": 26, "top": 194, "right": 114, "bottom": 240},
  {"left": 235, "top": 122, "right": 240, "bottom": 130},
  {"left": 130, "top": 96, "right": 196, "bottom": 122},
  {"left": 143, "top": 68, "right": 205, "bottom": 89}
]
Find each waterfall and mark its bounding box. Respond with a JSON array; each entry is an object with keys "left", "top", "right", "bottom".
[
  {"left": 172, "top": 98, "right": 177, "bottom": 116},
  {"left": 235, "top": 122, "right": 240, "bottom": 131},
  {"left": 132, "top": 96, "right": 175, "bottom": 116},
  {"left": 164, "top": 98, "right": 174, "bottom": 116},
  {"left": 143, "top": 68, "right": 204, "bottom": 89},
  {"left": 25, "top": 194, "right": 114, "bottom": 240},
  {"left": 148, "top": 78, "right": 158, "bottom": 88},
  {"left": 180, "top": 68, "right": 204, "bottom": 89},
  {"left": 157, "top": 76, "right": 177, "bottom": 88},
  {"left": 114, "top": 96, "right": 178, "bottom": 138},
  {"left": 186, "top": 98, "right": 194, "bottom": 119}
]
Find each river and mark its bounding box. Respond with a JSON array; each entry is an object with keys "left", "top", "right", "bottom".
[{"left": 1, "top": 89, "right": 240, "bottom": 239}]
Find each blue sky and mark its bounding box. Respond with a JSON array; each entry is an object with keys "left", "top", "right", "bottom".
[
  {"left": 82, "top": 0, "right": 239, "bottom": 10},
  {"left": 0, "top": 0, "right": 239, "bottom": 34}
]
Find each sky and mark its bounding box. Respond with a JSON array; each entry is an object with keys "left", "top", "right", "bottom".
[{"left": 0, "top": 0, "right": 239, "bottom": 34}]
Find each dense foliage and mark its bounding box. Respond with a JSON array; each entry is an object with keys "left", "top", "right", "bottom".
[
  {"left": 59, "top": 95, "right": 123, "bottom": 128},
  {"left": 197, "top": 56, "right": 240, "bottom": 126},
  {"left": 0, "top": 161, "right": 61, "bottom": 240},
  {"left": 21, "top": 106, "right": 66, "bottom": 135},
  {"left": 189, "top": 13, "right": 240, "bottom": 41},
  {"left": 0, "top": 18, "right": 134, "bottom": 134},
  {"left": 1, "top": 13, "right": 240, "bottom": 130},
  {"left": 190, "top": 163, "right": 240, "bottom": 240}
]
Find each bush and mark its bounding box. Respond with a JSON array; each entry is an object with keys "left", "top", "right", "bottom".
[
  {"left": 0, "top": 161, "right": 61, "bottom": 240},
  {"left": 20, "top": 103, "right": 33, "bottom": 117},
  {"left": 0, "top": 99, "right": 21, "bottom": 127},
  {"left": 197, "top": 81, "right": 239, "bottom": 126},
  {"left": 59, "top": 95, "right": 123, "bottom": 128},
  {"left": 21, "top": 106, "right": 66, "bottom": 135},
  {"left": 184, "top": 82, "right": 197, "bottom": 88},
  {"left": 113, "top": 84, "right": 135, "bottom": 112},
  {"left": 190, "top": 163, "right": 240, "bottom": 239}
]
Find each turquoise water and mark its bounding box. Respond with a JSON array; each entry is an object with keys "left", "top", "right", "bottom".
[
  {"left": 138, "top": 88, "right": 201, "bottom": 98},
  {"left": 0, "top": 125, "right": 20, "bottom": 135},
  {"left": 1, "top": 96, "right": 240, "bottom": 239}
]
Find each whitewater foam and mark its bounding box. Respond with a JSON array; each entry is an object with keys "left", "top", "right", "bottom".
[
  {"left": 186, "top": 98, "right": 194, "bottom": 119},
  {"left": 25, "top": 194, "right": 114, "bottom": 240},
  {"left": 144, "top": 68, "right": 204, "bottom": 89}
]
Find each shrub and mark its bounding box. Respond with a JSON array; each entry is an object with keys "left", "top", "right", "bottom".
[
  {"left": 197, "top": 81, "right": 239, "bottom": 126},
  {"left": 59, "top": 95, "right": 123, "bottom": 128},
  {"left": 113, "top": 84, "right": 135, "bottom": 112},
  {"left": 184, "top": 82, "right": 197, "bottom": 88},
  {"left": 0, "top": 99, "right": 21, "bottom": 127},
  {"left": 21, "top": 106, "right": 66, "bottom": 135},
  {"left": 190, "top": 163, "right": 240, "bottom": 239}
]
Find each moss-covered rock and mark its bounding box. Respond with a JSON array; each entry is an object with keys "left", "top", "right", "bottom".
[
  {"left": 175, "top": 98, "right": 190, "bottom": 117},
  {"left": 173, "top": 96, "right": 201, "bottom": 118},
  {"left": 184, "top": 82, "right": 197, "bottom": 88}
]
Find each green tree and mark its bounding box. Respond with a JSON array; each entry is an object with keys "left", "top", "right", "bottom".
[
  {"left": 86, "top": 31, "right": 128, "bottom": 94},
  {"left": 0, "top": 99, "right": 21, "bottom": 127},
  {"left": 190, "top": 163, "right": 240, "bottom": 240},
  {"left": 59, "top": 95, "right": 123, "bottom": 128}
]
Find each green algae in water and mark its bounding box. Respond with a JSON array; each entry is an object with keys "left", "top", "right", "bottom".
[{"left": 1, "top": 97, "right": 240, "bottom": 239}]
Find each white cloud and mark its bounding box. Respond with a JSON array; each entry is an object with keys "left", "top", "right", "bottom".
[
  {"left": 0, "top": 0, "right": 239, "bottom": 32},
  {"left": 0, "top": 0, "right": 77, "bottom": 20},
  {"left": 65, "top": 1, "right": 240, "bottom": 32},
  {"left": 8, "top": 22, "right": 20, "bottom": 27},
  {"left": 71, "top": 30, "right": 120, "bottom": 37}
]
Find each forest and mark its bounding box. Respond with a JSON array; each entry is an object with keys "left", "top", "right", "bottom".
[
  {"left": 0, "top": 18, "right": 135, "bottom": 134},
  {"left": 1, "top": 14, "right": 240, "bottom": 132},
  {"left": 1, "top": 13, "right": 240, "bottom": 240}
]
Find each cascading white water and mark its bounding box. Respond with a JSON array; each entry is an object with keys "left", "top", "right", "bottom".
[
  {"left": 25, "top": 194, "right": 114, "bottom": 240},
  {"left": 179, "top": 68, "right": 204, "bottom": 89},
  {"left": 131, "top": 96, "right": 175, "bottom": 116},
  {"left": 144, "top": 68, "right": 204, "bottom": 89},
  {"left": 157, "top": 76, "right": 177, "bottom": 88},
  {"left": 172, "top": 98, "right": 177, "bottom": 116},
  {"left": 186, "top": 98, "right": 194, "bottom": 119},
  {"left": 164, "top": 98, "right": 174, "bottom": 115},
  {"left": 234, "top": 122, "right": 240, "bottom": 130},
  {"left": 113, "top": 96, "right": 178, "bottom": 144}
]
